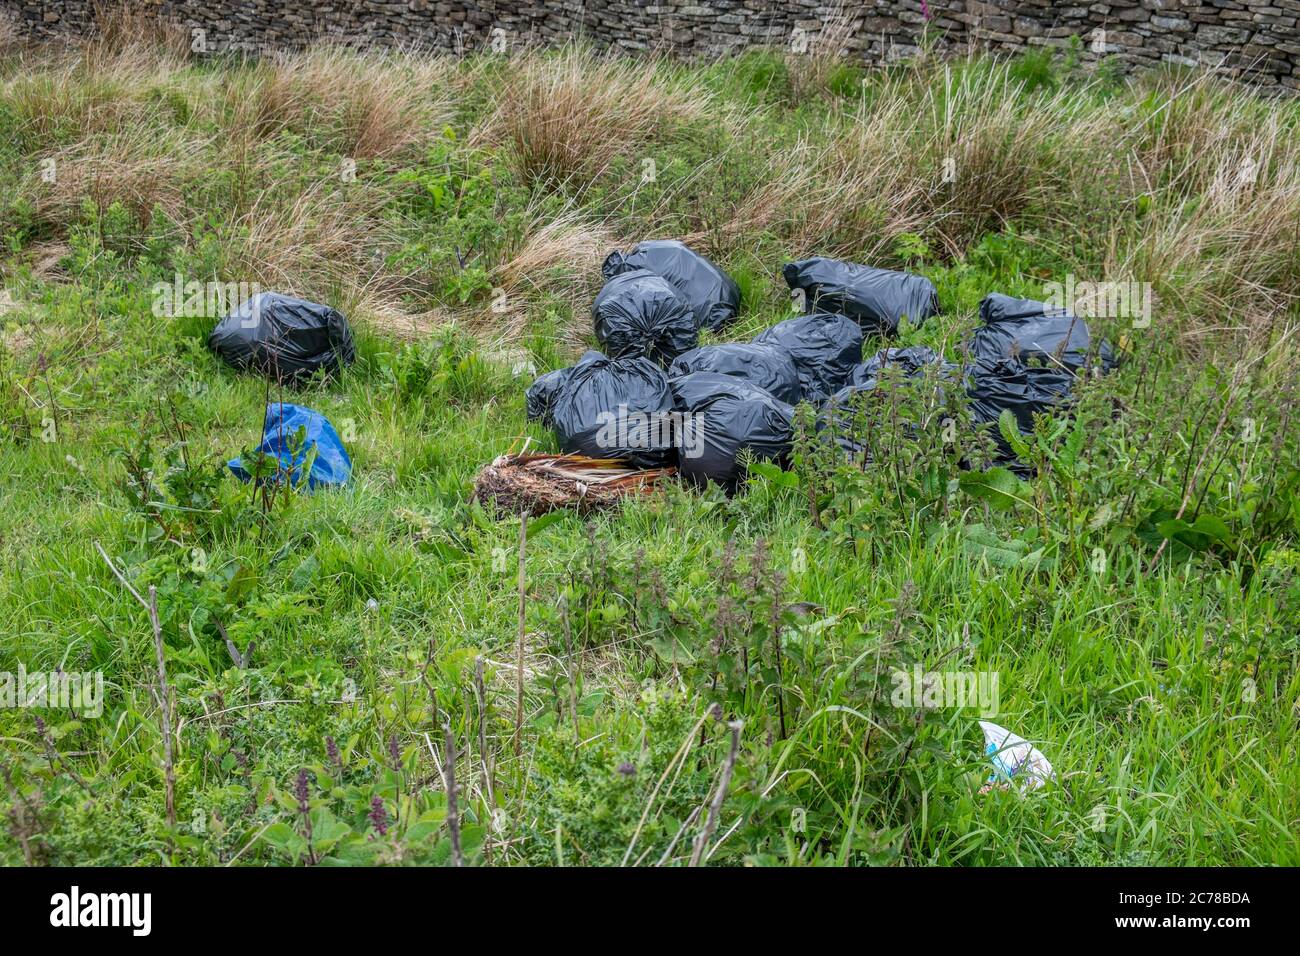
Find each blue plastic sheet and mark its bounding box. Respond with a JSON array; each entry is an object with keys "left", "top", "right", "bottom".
[{"left": 228, "top": 403, "right": 351, "bottom": 489}]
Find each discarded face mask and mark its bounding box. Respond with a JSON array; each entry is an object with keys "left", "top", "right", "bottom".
[{"left": 978, "top": 720, "right": 1055, "bottom": 793}]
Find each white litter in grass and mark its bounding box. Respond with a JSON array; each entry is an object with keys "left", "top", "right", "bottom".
[{"left": 978, "top": 720, "right": 1056, "bottom": 792}]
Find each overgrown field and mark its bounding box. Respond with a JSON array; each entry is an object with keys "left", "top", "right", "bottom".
[{"left": 1, "top": 14, "right": 1298, "bottom": 866}]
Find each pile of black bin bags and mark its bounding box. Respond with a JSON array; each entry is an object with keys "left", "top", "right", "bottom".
[{"left": 527, "top": 246, "right": 1114, "bottom": 489}]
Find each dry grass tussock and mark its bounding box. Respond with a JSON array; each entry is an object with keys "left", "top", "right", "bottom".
[
  {"left": 222, "top": 45, "right": 457, "bottom": 159},
  {"left": 2, "top": 32, "right": 444, "bottom": 303},
  {"left": 724, "top": 112, "right": 927, "bottom": 261},
  {"left": 905, "top": 65, "right": 1111, "bottom": 251},
  {"left": 0, "top": 3, "right": 193, "bottom": 154},
  {"left": 83, "top": 0, "right": 192, "bottom": 68},
  {"left": 784, "top": 3, "right": 860, "bottom": 104},
  {"left": 724, "top": 60, "right": 1106, "bottom": 260},
  {"left": 25, "top": 124, "right": 204, "bottom": 233},
  {"left": 472, "top": 45, "right": 714, "bottom": 189},
  {"left": 1, "top": 53, "right": 176, "bottom": 153},
  {"left": 221, "top": 179, "right": 392, "bottom": 295},
  {"left": 489, "top": 207, "right": 615, "bottom": 344},
  {"left": 1096, "top": 72, "right": 1300, "bottom": 340}
]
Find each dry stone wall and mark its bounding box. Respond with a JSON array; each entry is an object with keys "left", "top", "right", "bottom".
[{"left": 9, "top": 1, "right": 1300, "bottom": 93}]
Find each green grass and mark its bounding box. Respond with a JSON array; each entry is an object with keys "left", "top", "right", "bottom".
[{"left": 0, "top": 28, "right": 1297, "bottom": 866}]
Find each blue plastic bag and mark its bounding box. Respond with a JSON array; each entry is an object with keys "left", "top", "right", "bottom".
[{"left": 228, "top": 403, "right": 351, "bottom": 489}]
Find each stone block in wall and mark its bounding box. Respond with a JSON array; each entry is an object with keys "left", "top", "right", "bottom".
[
  {"left": 976, "top": 30, "right": 1024, "bottom": 44},
  {"left": 1198, "top": 24, "right": 1254, "bottom": 43},
  {"left": 1026, "top": 36, "right": 1079, "bottom": 49}
]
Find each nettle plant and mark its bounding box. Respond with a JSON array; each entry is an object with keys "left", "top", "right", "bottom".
[
  {"left": 116, "top": 407, "right": 225, "bottom": 545},
  {"left": 546, "top": 554, "right": 954, "bottom": 863},
  {"left": 197, "top": 642, "right": 495, "bottom": 866},
  {"left": 1065, "top": 359, "right": 1300, "bottom": 583},
  {"left": 552, "top": 532, "right": 795, "bottom": 727},
  {"left": 387, "top": 129, "right": 524, "bottom": 306},
  {"left": 785, "top": 362, "right": 995, "bottom": 559},
  {"left": 0, "top": 346, "right": 43, "bottom": 445}
]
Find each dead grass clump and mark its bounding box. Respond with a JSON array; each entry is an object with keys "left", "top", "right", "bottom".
[
  {"left": 724, "top": 98, "right": 928, "bottom": 260},
  {"left": 485, "top": 207, "right": 615, "bottom": 344},
  {"left": 2, "top": 60, "right": 153, "bottom": 152},
  {"left": 472, "top": 46, "right": 711, "bottom": 189},
  {"left": 496, "top": 211, "right": 613, "bottom": 296},
  {"left": 784, "top": 4, "right": 860, "bottom": 104},
  {"left": 334, "top": 281, "right": 456, "bottom": 342},
  {"left": 84, "top": 0, "right": 192, "bottom": 69},
  {"left": 907, "top": 63, "right": 1109, "bottom": 253},
  {"left": 26, "top": 124, "right": 200, "bottom": 233},
  {"left": 1103, "top": 71, "right": 1300, "bottom": 338},
  {"left": 222, "top": 179, "right": 386, "bottom": 294},
  {"left": 1, "top": 3, "right": 192, "bottom": 154},
  {"left": 725, "top": 57, "right": 1112, "bottom": 261},
  {"left": 225, "top": 45, "right": 455, "bottom": 159}
]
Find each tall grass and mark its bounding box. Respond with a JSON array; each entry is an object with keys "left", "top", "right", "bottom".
[
  {"left": 472, "top": 45, "right": 714, "bottom": 190},
  {"left": 0, "top": 26, "right": 1297, "bottom": 867}
]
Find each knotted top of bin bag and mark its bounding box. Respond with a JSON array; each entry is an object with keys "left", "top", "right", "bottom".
[
  {"left": 209, "top": 292, "right": 355, "bottom": 381},
  {"left": 228, "top": 402, "right": 352, "bottom": 489},
  {"left": 602, "top": 239, "right": 741, "bottom": 333},
  {"left": 972, "top": 293, "right": 1117, "bottom": 372},
  {"left": 670, "top": 372, "right": 795, "bottom": 491},
  {"left": 752, "top": 312, "right": 863, "bottom": 403},
  {"left": 525, "top": 350, "right": 603, "bottom": 429},
  {"left": 549, "top": 352, "right": 677, "bottom": 468},
  {"left": 592, "top": 268, "right": 698, "bottom": 367},
  {"left": 783, "top": 257, "right": 939, "bottom": 336},
  {"left": 668, "top": 342, "right": 802, "bottom": 405}
]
